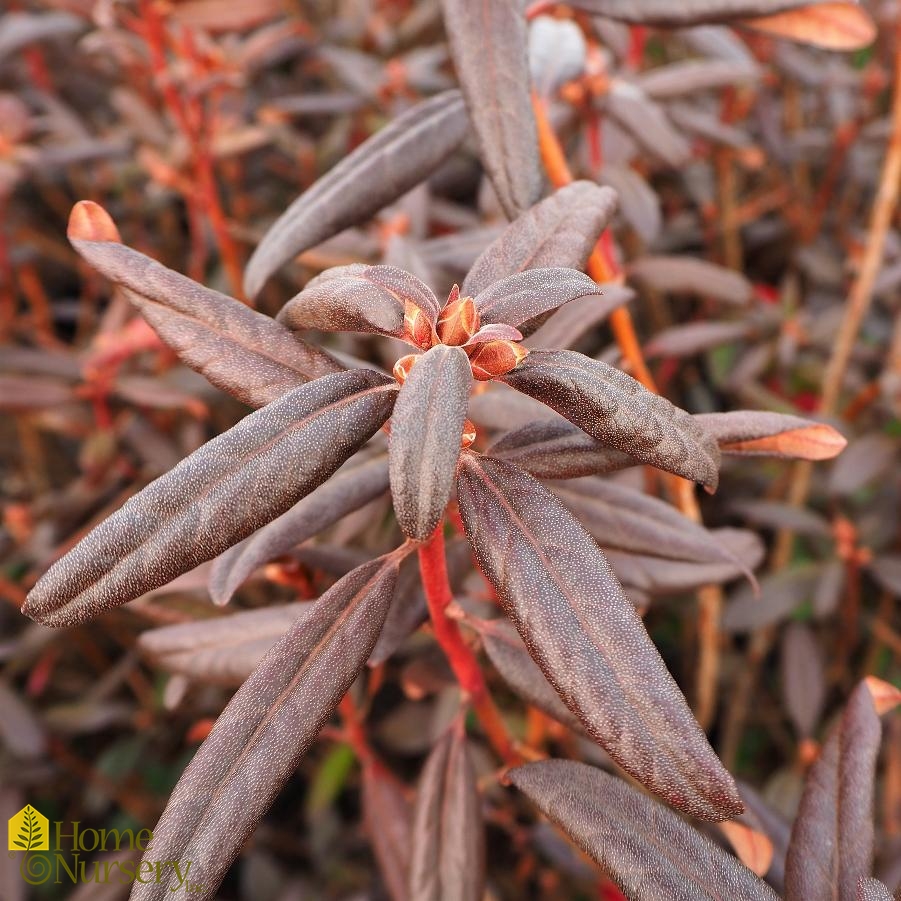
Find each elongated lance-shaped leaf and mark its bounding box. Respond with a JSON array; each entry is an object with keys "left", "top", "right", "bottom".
[
  {"left": 695, "top": 410, "right": 847, "bottom": 460},
  {"left": 408, "top": 722, "right": 485, "bottom": 901},
  {"left": 67, "top": 202, "right": 342, "bottom": 408},
  {"left": 362, "top": 762, "right": 413, "bottom": 901},
  {"left": 509, "top": 760, "right": 778, "bottom": 901},
  {"left": 209, "top": 454, "right": 390, "bottom": 604},
  {"left": 563, "top": 0, "right": 834, "bottom": 26},
  {"left": 389, "top": 345, "right": 471, "bottom": 540},
  {"left": 130, "top": 555, "right": 401, "bottom": 901},
  {"left": 626, "top": 255, "right": 754, "bottom": 304},
  {"left": 501, "top": 350, "right": 720, "bottom": 489},
  {"left": 785, "top": 679, "right": 897, "bottom": 901},
  {"left": 440, "top": 0, "right": 541, "bottom": 220},
  {"left": 278, "top": 264, "right": 440, "bottom": 339},
  {"left": 138, "top": 603, "right": 313, "bottom": 685},
  {"left": 24, "top": 371, "right": 397, "bottom": 627},
  {"left": 472, "top": 268, "right": 603, "bottom": 330},
  {"left": 471, "top": 617, "right": 583, "bottom": 732},
  {"left": 244, "top": 90, "right": 468, "bottom": 298},
  {"left": 463, "top": 181, "right": 618, "bottom": 297},
  {"left": 487, "top": 419, "right": 638, "bottom": 480},
  {"left": 457, "top": 454, "right": 742, "bottom": 820},
  {"left": 552, "top": 477, "right": 751, "bottom": 577}
]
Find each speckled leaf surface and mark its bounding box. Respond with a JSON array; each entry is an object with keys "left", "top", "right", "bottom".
[
  {"left": 209, "top": 454, "right": 389, "bottom": 604},
  {"left": 244, "top": 90, "right": 467, "bottom": 297},
  {"left": 563, "top": 0, "right": 833, "bottom": 25},
  {"left": 785, "top": 680, "right": 886, "bottom": 901},
  {"left": 279, "top": 264, "right": 440, "bottom": 337},
  {"left": 440, "top": 0, "right": 540, "bottom": 220},
  {"left": 472, "top": 268, "right": 603, "bottom": 329},
  {"left": 389, "top": 345, "right": 471, "bottom": 540},
  {"left": 130, "top": 555, "right": 400, "bottom": 901},
  {"left": 70, "top": 223, "right": 342, "bottom": 408},
  {"left": 501, "top": 350, "right": 721, "bottom": 489},
  {"left": 408, "top": 723, "right": 485, "bottom": 901},
  {"left": 457, "top": 454, "right": 741, "bottom": 820},
  {"left": 463, "top": 182, "right": 618, "bottom": 297},
  {"left": 24, "top": 371, "right": 397, "bottom": 627},
  {"left": 509, "top": 760, "right": 778, "bottom": 900}
]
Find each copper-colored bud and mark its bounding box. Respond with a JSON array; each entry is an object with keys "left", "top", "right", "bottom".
[
  {"left": 393, "top": 353, "right": 419, "bottom": 384},
  {"left": 403, "top": 301, "right": 436, "bottom": 350},
  {"left": 436, "top": 295, "right": 480, "bottom": 346},
  {"left": 461, "top": 419, "right": 477, "bottom": 449},
  {"left": 68, "top": 201, "right": 122, "bottom": 244},
  {"left": 467, "top": 340, "right": 528, "bottom": 381}
]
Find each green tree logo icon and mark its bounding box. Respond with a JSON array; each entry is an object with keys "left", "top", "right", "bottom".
[{"left": 8, "top": 805, "right": 49, "bottom": 852}]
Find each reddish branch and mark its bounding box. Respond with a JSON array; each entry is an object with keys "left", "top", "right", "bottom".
[{"left": 418, "top": 525, "right": 521, "bottom": 766}]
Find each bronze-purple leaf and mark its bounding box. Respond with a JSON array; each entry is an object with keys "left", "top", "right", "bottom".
[
  {"left": 695, "top": 410, "right": 847, "bottom": 460},
  {"left": 68, "top": 202, "right": 342, "bottom": 408},
  {"left": 780, "top": 622, "right": 826, "bottom": 740},
  {"left": 501, "top": 350, "right": 721, "bottom": 489},
  {"left": 362, "top": 762, "right": 413, "bottom": 901},
  {"left": 471, "top": 617, "right": 583, "bottom": 732},
  {"left": 457, "top": 454, "right": 742, "bottom": 820},
  {"left": 487, "top": 419, "right": 637, "bottom": 480},
  {"left": 389, "top": 345, "right": 471, "bottom": 540},
  {"left": 563, "top": 0, "right": 832, "bottom": 26},
  {"left": 209, "top": 454, "right": 390, "bottom": 605},
  {"left": 462, "top": 181, "right": 618, "bottom": 297},
  {"left": 524, "top": 285, "right": 634, "bottom": 349},
  {"left": 23, "top": 370, "right": 397, "bottom": 627},
  {"left": 244, "top": 90, "right": 468, "bottom": 298},
  {"left": 472, "top": 268, "right": 603, "bottom": 330},
  {"left": 138, "top": 603, "right": 312, "bottom": 685},
  {"left": 552, "top": 476, "right": 751, "bottom": 575},
  {"left": 627, "top": 255, "right": 754, "bottom": 304},
  {"left": 509, "top": 760, "right": 777, "bottom": 900},
  {"left": 278, "top": 264, "right": 440, "bottom": 338},
  {"left": 784, "top": 679, "right": 890, "bottom": 901},
  {"left": 440, "top": 0, "right": 540, "bottom": 220},
  {"left": 130, "top": 554, "right": 400, "bottom": 901},
  {"left": 408, "top": 721, "right": 485, "bottom": 901}
]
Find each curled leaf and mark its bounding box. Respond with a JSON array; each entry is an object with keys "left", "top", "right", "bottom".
[
  {"left": 501, "top": 350, "right": 721, "bottom": 489},
  {"left": 209, "top": 454, "right": 390, "bottom": 605},
  {"left": 278, "top": 264, "right": 439, "bottom": 339},
  {"left": 440, "top": 0, "right": 541, "bottom": 219},
  {"left": 244, "top": 90, "right": 468, "bottom": 297},
  {"left": 68, "top": 202, "right": 342, "bottom": 407},
  {"left": 458, "top": 454, "right": 742, "bottom": 820},
  {"left": 473, "top": 268, "right": 603, "bottom": 330},
  {"left": 409, "top": 722, "right": 485, "bottom": 901},
  {"left": 24, "top": 371, "right": 397, "bottom": 627},
  {"left": 509, "top": 760, "right": 777, "bottom": 900},
  {"left": 741, "top": 2, "right": 876, "bottom": 50},
  {"left": 131, "top": 555, "right": 400, "bottom": 901},
  {"left": 695, "top": 411, "right": 847, "bottom": 460},
  {"left": 463, "top": 181, "right": 618, "bottom": 297},
  {"left": 389, "top": 345, "right": 471, "bottom": 540},
  {"left": 563, "top": 0, "right": 836, "bottom": 26}
]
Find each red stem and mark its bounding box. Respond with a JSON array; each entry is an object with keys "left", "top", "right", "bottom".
[{"left": 418, "top": 525, "right": 520, "bottom": 765}]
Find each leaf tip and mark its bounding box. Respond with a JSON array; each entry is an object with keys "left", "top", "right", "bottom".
[{"left": 68, "top": 201, "right": 121, "bottom": 244}]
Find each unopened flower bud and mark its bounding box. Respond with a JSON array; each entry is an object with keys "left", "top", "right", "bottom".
[
  {"left": 461, "top": 419, "right": 477, "bottom": 448},
  {"left": 393, "top": 353, "right": 418, "bottom": 384},
  {"left": 403, "top": 301, "right": 436, "bottom": 349},
  {"left": 466, "top": 340, "right": 529, "bottom": 381},
  {"left": 436, "top": 295, "right": 480, "bottom": 346}
]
